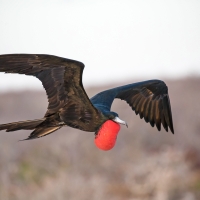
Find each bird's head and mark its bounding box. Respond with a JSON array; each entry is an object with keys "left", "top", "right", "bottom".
[{"left": 101, "top": 110, "right": 128, "bottom": 127}]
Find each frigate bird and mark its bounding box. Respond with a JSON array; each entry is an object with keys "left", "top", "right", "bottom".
[{"left": 0, "top": 54, "right": 174, "bottom": 150}]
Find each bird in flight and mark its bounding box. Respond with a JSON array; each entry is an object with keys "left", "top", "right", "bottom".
[{"left": 0, "top": 54, "right": 174, "bottom": 150}]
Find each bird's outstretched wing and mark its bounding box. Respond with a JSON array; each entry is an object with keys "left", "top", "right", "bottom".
[
  {"left": 0, "top": 54, "right": 99, "bottom": 130},
  {"left": 91, "top": 80, "right": 174, "bottom": 133}
]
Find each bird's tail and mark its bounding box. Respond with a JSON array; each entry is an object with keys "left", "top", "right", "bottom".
[
  {"left": 0, "top": 118, "right": 45, "bottom": 132},
  {"left": 23, "top": 126, "right": 61, "bottom": 140},
  {"left": 0, "top": 118, "right": 62, "bottom": 140}
]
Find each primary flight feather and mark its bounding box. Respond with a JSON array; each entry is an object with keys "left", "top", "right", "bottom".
[{"left": 0, "top": 54, "right": 174, "bottom": 149}]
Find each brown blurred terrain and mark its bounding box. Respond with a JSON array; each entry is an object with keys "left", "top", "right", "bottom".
[{"left": 0, "top": 77, "right": 200, "bottom": 200}]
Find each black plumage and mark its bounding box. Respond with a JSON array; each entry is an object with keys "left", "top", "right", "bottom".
[{"left": 0, "top": 54, "right": 174, "bottom": 140}]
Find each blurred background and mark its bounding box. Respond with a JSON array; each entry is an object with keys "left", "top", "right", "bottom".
[{"left": 0, "top": 0, "right": 200, "bottom": 200}]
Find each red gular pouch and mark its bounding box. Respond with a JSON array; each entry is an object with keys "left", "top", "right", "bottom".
[{"left": 94, "top": 120, "right": 120, "bottom": 151}]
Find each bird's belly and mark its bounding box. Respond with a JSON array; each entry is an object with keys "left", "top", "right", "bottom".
[{"left": 63, "top": 121, "right": 99, "bottom": 132}]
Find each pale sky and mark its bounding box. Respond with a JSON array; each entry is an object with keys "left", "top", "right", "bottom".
[{"left": 0, "top": 0, "right": 200, "bottom": 92}]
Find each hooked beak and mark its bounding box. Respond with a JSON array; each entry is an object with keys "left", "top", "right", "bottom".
[{"left": 113, "top": 117, "right": 128, "bottom": 128}]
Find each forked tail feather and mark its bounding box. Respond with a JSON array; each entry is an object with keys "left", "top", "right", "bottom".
[
  {"left": 0, "top": 118, "right": 62, "bottom": 140},
  {"left": 0, "top": 118, "right": 45, "bottom": 132}
]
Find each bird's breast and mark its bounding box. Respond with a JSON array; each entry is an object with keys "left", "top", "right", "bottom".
[{"left": 94, "top": 120, "right": 120, "bottom": 151}]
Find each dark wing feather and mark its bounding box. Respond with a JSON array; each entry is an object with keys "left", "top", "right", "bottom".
[
  {"left": 91, "top": 79, "right": 174, "bottom": 134},
  {"left": 0, "top": 54, "right": 99, "bottom": 131},
  {"left": 116, "top": 80, "right": 174, "bottom": 133}
]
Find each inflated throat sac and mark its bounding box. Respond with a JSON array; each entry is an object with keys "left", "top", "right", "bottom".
[{"left": 94, "top": 120, "right": 120, "bottom": 151}]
